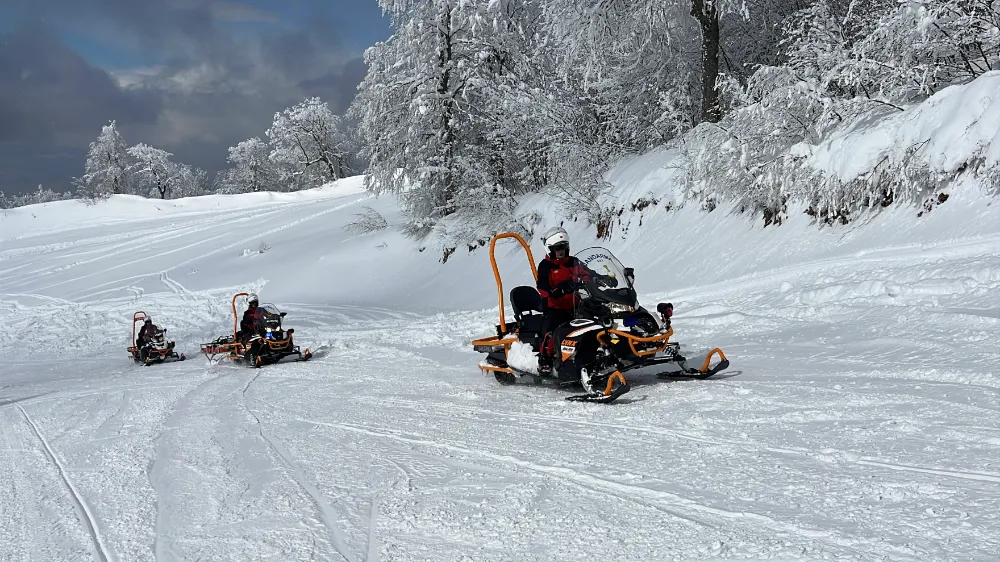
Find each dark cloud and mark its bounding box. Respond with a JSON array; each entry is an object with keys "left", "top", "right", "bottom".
[
  {"left": 0, "top": 25, "right": 161, "bottom": 144},
  {"left": 299, "top": 57, "right": 368, "bottom": 114},
  {"left": 0, "top": 1, "right": 378, "bottom": 195}
]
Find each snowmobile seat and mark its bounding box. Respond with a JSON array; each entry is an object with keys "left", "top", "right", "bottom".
[{"left": 510, "top": 286, "right": 544, "bottom": 340}]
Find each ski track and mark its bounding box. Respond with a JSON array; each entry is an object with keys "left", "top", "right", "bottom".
[
  {"left": 15, "top": 403, "right": 112, "bottom": 562},
  {"left": 368, "top": 396, "right": 1000, "bottom": 487},
  {"left": 297, "top": 418, "right": 892, "bottom": 560},
  {"left": 3, "top": 185, "right": 998, "bottom": 561},
  {"left": 241, "top": 371, "right": 360, "bottom": 562}
]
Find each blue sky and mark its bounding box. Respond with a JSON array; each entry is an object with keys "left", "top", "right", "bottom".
[{"left": 0, "top": 0, "right": 392, "bottom": 194}]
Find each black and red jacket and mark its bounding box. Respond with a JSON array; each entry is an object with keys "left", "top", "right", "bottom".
[
  {"left": 241, "top": 306, "right": 265, "bottom": 334},
  {"left": 536, "top": 255, "right": 590, "bottom": 310},
  {"left": 137, "top": 323, "right": 157, "bottom": 342}
]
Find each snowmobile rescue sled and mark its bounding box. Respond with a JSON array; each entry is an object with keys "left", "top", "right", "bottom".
[
  {"left": 128, "top": 311, "right": 185, "bottom": 366},
  {"left": 471, "top": 232, "right": 730, "bottom": 404},
  {"left": 200, "top": 292, "right": 312, "bottom": 367}
]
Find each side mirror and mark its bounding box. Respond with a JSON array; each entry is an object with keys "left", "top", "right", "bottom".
[
  {"left": 280, "top": 312, "right": 287, "bottom": 317},
  {"left": 624, "top": 267, "right": 634, "bottom": 278},
  {"left": 287, "top": 328, "right": 294, "bottom": 334}
]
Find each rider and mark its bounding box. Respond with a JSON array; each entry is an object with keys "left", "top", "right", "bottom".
[
  {"left": 535, "top": 226, "right": 589, "bottom": 375},
  {"left": 136, "top": 317, "right": 157, "bottom": 349},
  {"left": 240, "top": 293, "right": 265, "bottom": 343}
]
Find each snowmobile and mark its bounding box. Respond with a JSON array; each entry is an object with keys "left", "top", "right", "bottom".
[
  {"left": 200, "top": 292, "right": 312, "bottom": 367},
  {"left": 127, "top": 311, "right": 185, "bottom": 366},
  {"left": 471, "top": 232, "right": 730, "bottom": 404}
]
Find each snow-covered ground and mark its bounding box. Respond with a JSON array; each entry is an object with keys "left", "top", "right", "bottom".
[{"left": 2, "top": 170, "right": 999, "bottom": 561}]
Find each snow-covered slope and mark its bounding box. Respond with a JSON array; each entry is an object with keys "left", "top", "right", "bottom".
[{"left": 2, "top": 166, "right": 999, "bottom": 560}]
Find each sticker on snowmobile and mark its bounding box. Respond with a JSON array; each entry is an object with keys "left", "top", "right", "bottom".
[
  {"left": 567, "top": 324, "right": 603, "bottom": 338},
  {"left": 581, "top": 251, "right": 616, "bottom": 268}
]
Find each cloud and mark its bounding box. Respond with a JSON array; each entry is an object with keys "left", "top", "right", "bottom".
[
  {"left": 0, "top": 25, "right": 161, "bottom": 145},
  {"left": 0, "top": 1, "right": 377, "bottom": 194},
  {"left": 210, "top": 2, "right": 280, "bottom": 23}
]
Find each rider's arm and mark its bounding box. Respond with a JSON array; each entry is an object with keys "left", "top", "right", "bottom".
[
  {"left": 571, "top": 258, "right": 591, "bottom": 282},
  {"left": 536, "top": 260, "right": 552, "bottom": 298}
]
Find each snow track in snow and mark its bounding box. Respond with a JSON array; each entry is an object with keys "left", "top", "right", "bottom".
[
  {"left": 2, "top": 179, "right": 998, "bottom": 561},
  {"left": 241, "top": 371, "right": 360, "bottom": 562},
  {"left": 15, "top": 404, "right": 111, "bottom": 562}
]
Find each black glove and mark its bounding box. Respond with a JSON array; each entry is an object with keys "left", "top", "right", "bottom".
[{"left": 553, "top": 281, "right": 578, "bottom": 298}]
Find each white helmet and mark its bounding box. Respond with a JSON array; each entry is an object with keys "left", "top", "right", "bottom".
[
  {"left": 248, "top": 293, "right": 259, "bottom": 306},
  {"left": 542, "top": 226, "right": 570, "bottom": 257}
]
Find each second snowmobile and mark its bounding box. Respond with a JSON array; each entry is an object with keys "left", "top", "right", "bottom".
[{"left": 200, "top": 292, "right": 312, "bottom": 367}]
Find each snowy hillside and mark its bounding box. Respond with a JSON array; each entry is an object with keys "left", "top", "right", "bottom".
[{"left": 2, "top": 161, "right": 1000, "bottom": 561}]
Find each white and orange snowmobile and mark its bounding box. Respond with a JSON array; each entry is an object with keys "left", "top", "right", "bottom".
[
  {"left": 128, "top": 311, "right": 185, "bottom": 366},
  {"left": 471, "top": 232, "right": 730, "bottom": 404},
  {"left": 200, "top": 292, "right": 312, "bottom": 367}
]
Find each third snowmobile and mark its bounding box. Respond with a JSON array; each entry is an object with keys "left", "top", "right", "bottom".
[{"left": 128, "top": 311, "right": 185, "bottom": 366}]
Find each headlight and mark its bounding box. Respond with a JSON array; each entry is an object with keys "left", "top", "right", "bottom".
[{"left": 607, "top": 303, "right": 635, "bottom": 314}]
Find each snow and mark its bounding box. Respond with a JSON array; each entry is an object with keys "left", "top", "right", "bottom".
[
  {"left": 2, "top": 164, "right": 1000, "bottom": 558},
  {"left": 506, "top": 340, "right": 539, "bottom": 374},
  {"left": 807, "top": 71, "right": 1000, "bottom": 182}
]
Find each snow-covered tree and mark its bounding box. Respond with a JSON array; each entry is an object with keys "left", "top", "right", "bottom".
[
  {"left": 267, "top": 97, "right": 355, "bottom": 189},
  {"left": 170, "top": 164, "right": 208, "bottom": 199},
  {"left": 74, "top": 121, "right": 132, "bottom": 200},
  {"left": 128, "top": 143, "right": 208, "bottom": 199},
  {"left": 0, "top": 186, "right": 74, "bottom": 208},
  {"left": 353, "top": 0, "right": 484, "bottom": 231},
  {"left": 128, "top": 144, "right": 175, "bottom": 199},
  {"left": 214, "top": 138, "right": 278, "bottom": 194}
]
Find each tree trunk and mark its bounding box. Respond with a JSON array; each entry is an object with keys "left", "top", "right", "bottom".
[
  {"left": 437, "top": 3, "right": 458, "bottom": 217},
  {"left": 691, "top": 0, "right": 721, "bottom": 123}
]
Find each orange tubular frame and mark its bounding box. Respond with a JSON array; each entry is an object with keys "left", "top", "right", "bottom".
[
  {"left": 602, "top": 371, "right": 627, "bottom": 396},
  {"left": 231, "top": 292, "right": 248, "bottom": 341},
  {"left": 128, "top": 311, "right": 147, "bottom": 353},
  {"left": 597, "top": 326, "right": 675, "bottom": 358},
  {"left": 699, "top": 348, "right": 728, "bottom": 373},
  {"left": 488, "top": 233, "right": 538, "bottom": 334}
]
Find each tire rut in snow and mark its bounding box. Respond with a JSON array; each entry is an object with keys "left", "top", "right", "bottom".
[
  {"left": 297, "top": 417, "right": 914, "bottom": 562},
  {"left": 240, "top": 371, "right": 359, "bottom": 562},
  {"left": 148, "top": 366, "right": 361, "bottom": 561},
  {"left": 15, "top": 403, "right": 111, "bottom": 562}
]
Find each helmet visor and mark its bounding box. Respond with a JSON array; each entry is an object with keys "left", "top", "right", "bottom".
[{"left": 549, "top": 241, "right": 569, "bottom": 256}]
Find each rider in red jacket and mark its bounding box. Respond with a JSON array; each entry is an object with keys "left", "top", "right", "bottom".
[
  {"left": 536, "top": 227, "right": 589, "bottom": 375},
  {"left": 240, "top": 293, "right": 265, "bottom": 342}
]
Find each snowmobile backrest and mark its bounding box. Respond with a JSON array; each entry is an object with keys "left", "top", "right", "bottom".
[{"left": 510, "top": 286, "right": 543, "bottom": 320}]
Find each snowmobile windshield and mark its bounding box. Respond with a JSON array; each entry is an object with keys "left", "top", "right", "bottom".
[
  {"left": 260, "top": 304, "right": 283, "bottom": 328},
  {"left": 573, "top": 247, "right": 637, "bottom": 306}
]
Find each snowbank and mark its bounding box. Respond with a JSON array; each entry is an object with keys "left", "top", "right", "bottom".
[
  {"left": 0, "top": 177, "right": 367, "bottom": 238},
  {"left": 806, "top": 71, "right": 1000, "bottom": 182}
]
